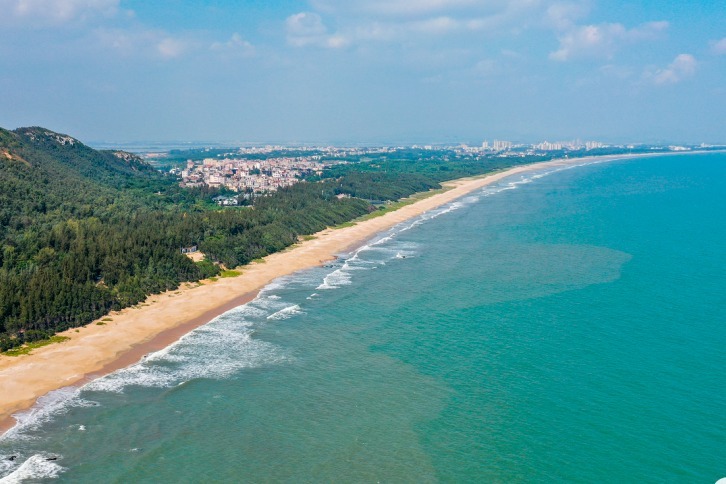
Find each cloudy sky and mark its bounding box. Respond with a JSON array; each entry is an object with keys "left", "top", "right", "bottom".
[{"left": 1, "top": 0, "right": 724, "bottom": 144}]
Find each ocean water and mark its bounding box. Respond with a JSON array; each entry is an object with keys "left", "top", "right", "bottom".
[{"left": 1, "top": 153, "right": 725, "bottom": 483}]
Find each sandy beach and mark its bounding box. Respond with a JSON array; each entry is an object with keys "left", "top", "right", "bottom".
[{"left": 0, "top": 153, "right": 673, "bottom": 433}]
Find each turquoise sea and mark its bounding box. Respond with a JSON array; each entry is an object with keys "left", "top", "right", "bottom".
[{"left": 1, "top": 153, "right": 724, "bottom": 482}]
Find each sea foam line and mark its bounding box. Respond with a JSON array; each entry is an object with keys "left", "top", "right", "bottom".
[
  {"left": 0, "top": 157, "right": 615, "bottom": 470},
  {"left": 2, "top": 296, "right": 292, "bottom": 443},
  {"left": 0, "top": 454, "right": 65, "bottom": 483},
  {"left": 267, "top": 305, "right": 303, "bottom": 320}
]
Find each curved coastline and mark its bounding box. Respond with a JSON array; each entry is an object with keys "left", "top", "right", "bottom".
[{"left": 0, "top": 151, "right": 705, "bottom": 436}]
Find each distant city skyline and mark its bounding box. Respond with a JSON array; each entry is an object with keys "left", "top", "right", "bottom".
[{"left": 1, "top": 0, "right": 724, "bottom": 144}]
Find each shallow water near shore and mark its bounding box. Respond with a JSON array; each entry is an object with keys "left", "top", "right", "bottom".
[{"left": 1, "top": 153, "right": 725, "bottom": 482}]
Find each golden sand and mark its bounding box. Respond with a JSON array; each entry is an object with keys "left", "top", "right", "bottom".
[{"left": 0, "top": 154, "right": 660, "bottom": 432}]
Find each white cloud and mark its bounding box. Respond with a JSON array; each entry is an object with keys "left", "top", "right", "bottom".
[
  {"left": 0, "top": 0, "right": 120, "bottom": 25},
  {"left": 95, "top": 28, "right": 191, "bottom": 60},
  {"left": 711, "top": 38, "right": 726, "bottom": 55},
  {"left": 324, "top": 35, "right": 349, "bottom": 49},
  {"left": 303, "top": 0, "right": 545, "bottom": 45},
  {"left": 312, "top": 0, "right": 481, "bottom": 18},
  {"left": 210, "top": 33, "right": 255, "bottom": 57},
  {"left": 545, "top": 2, "right": 590, "bottom": 30},
  {"left": 647, "top": 54, "right": 697, "bottom": 85},
  {"left": 288, "top": 0, "right": 546, "bottom": 51},
  {"left": 286, "top": 12, "right": 327, "bottom": 39},
  {"left": 285, "top": 12, "right": 349, "bottom": 48},
  {"left": 156, "top": 37, "right": 187, "bottom": 59},
  {"left": 550, "top": 20, "right": 668, "bottom": 61}
]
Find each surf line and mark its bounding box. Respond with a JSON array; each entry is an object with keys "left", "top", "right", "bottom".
[{"left": 0, "top": 150, "right": 712, "bottom": 438}]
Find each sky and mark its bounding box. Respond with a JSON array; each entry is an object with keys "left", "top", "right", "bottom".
[{"left": 0, "top": 0, "right": 724, "bottom": 145}]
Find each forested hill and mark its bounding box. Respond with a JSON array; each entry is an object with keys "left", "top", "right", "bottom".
[
  {"left": 0, "top": 127, "right": 167, "bottom": 234},
  {"left": 0, "top": 126, "right": 545, "bottom": 353},
  {"left": 0, "top": 127, "right": 372, "bottom": 352},
  {"left": 2, "top": 126, "right": 161, "bottom": 188}
]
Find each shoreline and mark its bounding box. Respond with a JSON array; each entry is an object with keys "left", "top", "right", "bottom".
[{"left": 0, "top": 151, "right": 712, "bottom": 436}]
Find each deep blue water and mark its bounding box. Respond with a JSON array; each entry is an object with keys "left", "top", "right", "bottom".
[{"left": 1, "top": 153, "right": 724, "bottom": 482}]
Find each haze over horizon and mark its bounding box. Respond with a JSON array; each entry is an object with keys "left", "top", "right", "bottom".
[{"left": 1, "top": 0, "right": 724, "bottom": 145}]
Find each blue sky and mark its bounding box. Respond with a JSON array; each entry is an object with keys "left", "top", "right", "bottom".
[{"left": 1, "top": 0, "right": 724, "bottom": 144}]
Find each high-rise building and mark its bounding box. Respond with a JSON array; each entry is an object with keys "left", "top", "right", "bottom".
[
  {"left": 535, "top": 141, "right": 563, "bottom": 151},
  {"left": 492, "top": 140, "right": 512, "bottom": 151}
]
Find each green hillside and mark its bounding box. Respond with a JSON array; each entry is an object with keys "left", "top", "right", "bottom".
[
  {"left": 0, "top": 127, "right": 370, "bottom": 352},
  {"left": 0, "top": 126, "right": 555, "bottom": 353}
]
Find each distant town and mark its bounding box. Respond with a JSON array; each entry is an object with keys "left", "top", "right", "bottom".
[
  {"left": 176, "top": 155, "right": 333, "bottom": 195},
  {"left": 148, "top": 140, "right": 717, "bottom": 202}
]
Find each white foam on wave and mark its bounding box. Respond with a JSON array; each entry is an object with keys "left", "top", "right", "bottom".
[
  {"left": 64, "top": 160, "right": 605, "bottom": 398},
  {"left": 492, "top": 158, "right": 612, "bottom": 191},
  {"left": 399, "top": 201, "right": 465, "bottom": 232},
  {"left": 266, "top": 304, "right": 303, "bottom": 321},
  {"left": 314, "top": 210, "right": 448, "bottom": 291},
  {"left": 1, "top": 292, "right": 296, "bottom": 444},
  {"left": 0, "top": 158, "right": 619, "bottom": 472},
  {"left": 370, "top": 235, "right": 394, "bottom": 246},
  {"left": 254, "top": 271, "right": 328, "bottom": 301},
  {"left": 85, "top": 310, "right": 286, "bottom": 393},
  {"left": 0, "top": 454, "right": 64, "bottom": 483},
  {"left": 325, "top": 165, "right": 608, "bottom": 289},
  {"left": 369, "top": 241, "right": 418, "bottom": 261},
  {"left": 0, "top": 460, "right": 14, "bottom": 481},
  {"left": 434, "top": 200, "right": 465, "bottom": 215},
  {"left": 235, "top": 305, "right": 268, "bottom": 318},
  {"left": 355, "top": 245, "right": 396, "bottom": 259},
  {"left": 2, "top": 388, "right": 98, "bottom": 442},
  {"left": 256, "top": 277, "right": 295, "bottom": 297},
  {"left": 315, "top": 243, "right": 383, "bottom": 289},
  {"left": 249, "top": 296, "right": 289, "bottom": 311},
  {"left": 473, "top": 159, "right": 614, "bottom": 199},
  {"left": 325, "top": 160, "right": 617, "bottom": 295},
  {"left": 316, "top": 267, "right": 352, "bottom": 290},
  {"left": 480, "top": 182, "right": 520, "bottom": 197},
  {"left": 397, "top": 219, "right": 422, "bottom": 233}
]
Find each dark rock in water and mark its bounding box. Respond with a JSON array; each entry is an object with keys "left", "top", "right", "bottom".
[
  {"left": 45, "top": 457, "right": 58, "bottom": 461},
  {"left": 7, "top": 455, "right": 17, "bottom": 461}
]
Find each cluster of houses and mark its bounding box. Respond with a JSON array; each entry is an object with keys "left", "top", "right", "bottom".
[{"left": 179, "top": 156, "right": 335, "bottom": 194}]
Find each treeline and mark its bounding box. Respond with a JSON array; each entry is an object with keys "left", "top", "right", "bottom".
[
  {"left": 0, "top": 181, "right": 370, "bottom": 351},
  {"left": 0, "top": 127, "right": 540, "bottom": 351},
  {"left": 327, "top": 172, "right": 439, "bottom": 201},
  {"left": 316, "top": 151, "right": 547, "bottom": 183},
  {"left": 193, "top": 182, "right": 370, "bottom": 268}
]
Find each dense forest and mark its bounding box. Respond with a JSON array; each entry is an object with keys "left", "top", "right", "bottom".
[
  {"left": 0, "top": 126, "right": 557, "bottom": 351},
  {"left": 0, "top": 128, "right": 372, "bottom": 351},
  {"left": 313, "top": 149, "right": 543, "bottom": 183}
]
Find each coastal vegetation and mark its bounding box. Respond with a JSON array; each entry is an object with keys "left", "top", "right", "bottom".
[
  {"left": 2, "top": 335, "right": 70, "bottom": 357},
  {"left": 0, "top": 126, "right": 655, "bottom": 353},
  {"left": 0, "top": 128, "right": 370, "bottom": 351}
]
